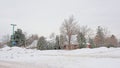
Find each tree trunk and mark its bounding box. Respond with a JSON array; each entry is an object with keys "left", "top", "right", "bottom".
[{"left": 68, "top": 35, "right": 71, "bottom": 49}]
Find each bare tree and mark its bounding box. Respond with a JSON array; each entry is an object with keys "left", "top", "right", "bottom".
[
  {"left": 80, "top": 25, "right": 94, "bottom": 39},
  {"left": 60, "top": 16, "right": 79, "bottom": 46},
  {"left": 49, "top": 33, "right": 55, "bottom": 43},
  {"left": 118, "top": 39, "right": 120, "bottom": 47},
  {"left": 106, "top": 35, "right": 118, "bottom": 47},
  {"left": 102, "top": 27, "right": 110, "bottom": 38},
  {"left": 37, "top": 36, "right": 47, "bottom": 50}
]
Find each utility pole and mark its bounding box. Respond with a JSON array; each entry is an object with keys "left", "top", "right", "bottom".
[{"left": 11, "top": 24, "right": 17, "bottom": 46}]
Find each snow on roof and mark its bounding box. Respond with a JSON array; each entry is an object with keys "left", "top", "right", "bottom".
[{"left": 26, "top": 40, "right": 38, "bottom": 48}]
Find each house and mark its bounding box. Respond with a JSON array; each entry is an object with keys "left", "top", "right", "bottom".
[
  {"left": 63, "top": 35, "right": 79, "bottom": 50},
  {"left": 63, "top": 44, "right": 79, "bottom": 50},
  {"left": 26, "top": 40, "right": 38, "bottom": 49},
  {"left": 86, "top": 43, "right": 91, "bottom": 48}
]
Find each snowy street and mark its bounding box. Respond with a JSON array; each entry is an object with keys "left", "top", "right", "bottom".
[
  {"left": 0, "top": 47, "right": 120, "bottom": 68},
  {"left": 0, "top": 60, "right": 42, "bottom": 68}
]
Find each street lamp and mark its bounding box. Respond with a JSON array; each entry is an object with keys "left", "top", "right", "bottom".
[{"left": 11, "top": 24, "right": 17, "bottom": 46}]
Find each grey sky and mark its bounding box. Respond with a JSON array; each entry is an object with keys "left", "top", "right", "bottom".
[{"left": 0, "top": 0, "right": 120, "bottom": 40}]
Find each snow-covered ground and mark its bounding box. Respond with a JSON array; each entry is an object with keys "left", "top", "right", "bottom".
[{"left": 0, "top": 47, "right": 120, "bottom": 68}]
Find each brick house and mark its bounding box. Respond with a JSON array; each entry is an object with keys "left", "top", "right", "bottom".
[{"left": 63, "top": 35, "right": 79, "bottom": 50}]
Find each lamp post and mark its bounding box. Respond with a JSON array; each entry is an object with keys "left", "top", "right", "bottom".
[{"left": 11, "top": 24, "right": 17, "bottom": 46}]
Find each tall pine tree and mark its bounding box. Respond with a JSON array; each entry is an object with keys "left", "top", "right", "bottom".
[
  {"left": 77, "top": 32, "right": 86, "bottom": 48},
  {"left": 94, "top": 26, "right": 105, "bottom": 47},
  {"left": 10, "top": 29, "right": 25, "bottom": 47},
  {"left": 54, "top": 35, "right": 60, "bottom": 49}
]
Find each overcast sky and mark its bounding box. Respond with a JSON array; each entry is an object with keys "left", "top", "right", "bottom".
[{"left": 0, "top": 0, "right": 120, "bottom": 40}]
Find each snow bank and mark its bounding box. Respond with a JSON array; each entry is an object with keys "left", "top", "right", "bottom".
[
  {"left": 0, "top": 47, "right": 120, "bottom": 68},
  {"left": 0, "top": 47, "right": 120, "bottom": 61}
]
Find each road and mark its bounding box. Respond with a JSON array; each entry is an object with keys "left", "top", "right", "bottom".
[{"left": 0, "top": 60, "right": 48, "bottom": 68}]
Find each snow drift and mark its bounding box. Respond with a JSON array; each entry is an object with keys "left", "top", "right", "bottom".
[{"left": 0, "top": 47, "right": 120, "bottom": 68}]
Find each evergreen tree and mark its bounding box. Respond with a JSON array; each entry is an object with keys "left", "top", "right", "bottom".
[
  {"left": 59, "top": 35, "right": 67, "bottom": 49},
  {"left": 46, "top": 41, "right": 54, "bottom": 50},
  {"left": 77, "top": 32, "right": 86, "bottom": 48},
  {"left": 88, "top": 38, "right": 95, "bottom": 48},
  {"left": 10, "top": 29, "right": 25, "bottom": 47},
  {"left": 37, "top": 36, "right": 47, "bottom": 50},
  {"left": 46, "top": 33, "right": 56, "bottom": 50},
  {"left": 54, "top": 35, "right": 60, "bottom": 49},
  {"left": 94, "top": 26, "right": 105, "bottom": 47}
]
